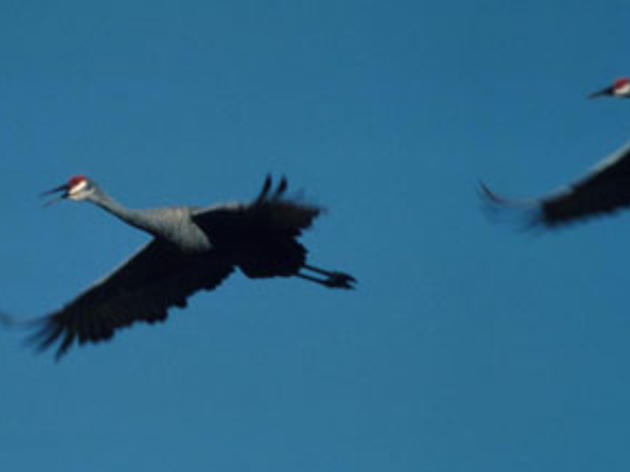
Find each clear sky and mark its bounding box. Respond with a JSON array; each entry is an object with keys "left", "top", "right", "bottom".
[{"left": 2, "top": 1, "right": 630, "bottom": 470}]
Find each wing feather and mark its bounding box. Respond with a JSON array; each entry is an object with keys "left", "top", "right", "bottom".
[
  {"left": 541, "top": 140, "right": 630, "bottom": 226},
  {"left": 29, "top": 238, "right": 234, "bottom": 359},
  {"left": 191, "top": 175, "right": 320, "bottom": 278},
  {"left": 192, "top": 175, "right": 321, "bottom": 239},
  {"left": 482, "top": 141, "right": 630, "bottom": 227}
]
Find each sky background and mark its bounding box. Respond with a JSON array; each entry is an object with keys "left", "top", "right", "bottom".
[{"left": 2, "top": 1, "right": 630, "bottom": 470}]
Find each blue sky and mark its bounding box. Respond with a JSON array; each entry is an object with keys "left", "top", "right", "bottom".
[{"left": 2, "top": 0, "right": 630, "bottom": 470}]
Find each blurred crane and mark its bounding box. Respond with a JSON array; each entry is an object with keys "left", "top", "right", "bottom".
[
  {"left": 3, "top": 175, "right": 356, "bottom": 359},
  {"left": 481, "top": 77, "right": 630, "bottom": 227}
]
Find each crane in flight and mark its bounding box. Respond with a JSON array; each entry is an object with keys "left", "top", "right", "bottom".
[
  {"left": 3, "top": 175, "right": 356, "bottom": 359},
  {"left": 481, "top": 77, "right": 630, "bottom": 227}
]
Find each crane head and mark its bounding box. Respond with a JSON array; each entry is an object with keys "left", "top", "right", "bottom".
[
  {"left": 589, "top": 77, "right": 630, "bottom": 99},
  {"left": 41, "top": 175, "right": 94, "bottom": 206}
]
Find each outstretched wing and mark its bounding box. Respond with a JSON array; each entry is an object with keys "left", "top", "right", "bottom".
[
  {"left": 192, "top": 175, "right": 321, "bottom": 277},
  {"left": 482, "top": 140, "right": 630, "bottom": 227},
  {"left": 540, "top": 140, "right": 630, "bottom": 226},
  {"left": 29, "top": 239, "right": 234, "bottom": 359}
]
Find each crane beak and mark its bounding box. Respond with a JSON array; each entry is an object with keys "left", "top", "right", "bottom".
[
  {"left": 40, "top": 184, "right": 69, "bottom": 207},
  {"left": 588, "top": 86, "right": 614, "bottom": 99}
]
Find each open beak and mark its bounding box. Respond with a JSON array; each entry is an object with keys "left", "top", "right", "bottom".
[
  {"left": 40, "top": 183, "right": 69, "bottom": 207},
  {"left": 588, "top": 86, "right": 614, "bottom": 99}
]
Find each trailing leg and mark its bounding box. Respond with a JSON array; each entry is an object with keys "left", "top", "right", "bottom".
[{"left": 299, "top": 264, "right": 356, "bottom": 289}]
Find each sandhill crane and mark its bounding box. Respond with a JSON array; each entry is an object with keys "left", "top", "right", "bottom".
[
  {"left": 482, "top": 77, "right": 630, "bottom": 227},
  {"left": 2, "top": 175, "right": 356, "bottom": 359}
]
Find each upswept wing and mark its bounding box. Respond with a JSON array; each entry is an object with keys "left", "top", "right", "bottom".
[
  {"left": 540, "top": 140, "right": 630, "bottom": 225},
  {"left": 191, "top": 175, "right": 321, "bottom": 277},
  {"left": 482, "top": 140, "right": 630, "bottom": 227},
  {"left": 29, "top": 239, "right": 234, "bottom": 359},
  {"left": 192, "top": 175, "right": 321, "bottom": 239}
]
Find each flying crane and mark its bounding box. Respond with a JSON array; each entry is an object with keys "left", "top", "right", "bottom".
[
  {"left": 482, "top": 77, "right": 630, "bottom": 227},
  {"left": 3, "top": 175, "right": 356, "bottom": 359}
]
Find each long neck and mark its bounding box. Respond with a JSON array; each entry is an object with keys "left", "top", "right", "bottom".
[{"left": 86, "top": 186, "right": 161, "bottom": 236}]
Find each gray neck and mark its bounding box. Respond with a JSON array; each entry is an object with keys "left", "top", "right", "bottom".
[{"left": 86, "top": 186, "right": 160, "bottom": 236}]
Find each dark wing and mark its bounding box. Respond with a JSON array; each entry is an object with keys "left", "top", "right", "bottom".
[
  {"left": 541, "top": 140, "right": 630, "bottom": 226},
  {"left": 29, "top": 239, "right": 234, "bottom": 359},
  {"left": 192, "top": 175, "right": 321, "bottom": 277},
  {"left": 482, "top": 140, "right": 630, "bottom": 227}
]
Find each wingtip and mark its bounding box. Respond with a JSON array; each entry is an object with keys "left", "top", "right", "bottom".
[
  {"left": 255, "top": 175, "right": 273, "bottom": 205},
  {"left": 478, "top": 180, "right": 524, "bottom": 208},
  {"left": 478, "top": 180, "right": 505, "bottom": 204},
  {"left": 478, "top": 181, "right": 543, "bottom": 230},
  {"left": 273, "top": 176, "right": 288, "bottom": 199},
  {"left": 0, "top": 312, "right": 14, "bottom": 328},
  {"left": 54, "top": 348, "right": 67, "bottom": 362},
  {"left": 0, "top": 311, "right": 49, "bottom": 329},
  {"left": 263, "top": 174, "right": 272, "bottom": 190}
]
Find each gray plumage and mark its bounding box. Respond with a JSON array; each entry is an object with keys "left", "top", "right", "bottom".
[{"left": 10, "top": 175, "right": 356, "bottom": 359}]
